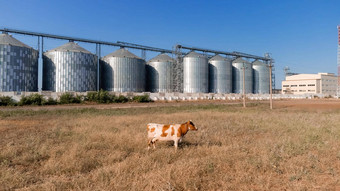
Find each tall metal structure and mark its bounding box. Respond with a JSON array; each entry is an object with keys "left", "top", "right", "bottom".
[
  {"left": 252, "top": 60, "right": 270, "bottom": 94},
  {"left": 173, "top": 45, "right": 183, "bottom": 92},
  {"left": 146, "top": 53, "right": 174, "bottom": 92},
  {"left": 209, "top": 55, "right": 232, "bottom": 93},
  {"left": 0, "top": 33, "right": 39, "bottom": 92},
  {"left": 43, "top": 42, "right": 97, "bottom": 92},
  {"left": 183, "top": 51, "right": 209, "bottom": 93},
  {"left": 0, "top": 28, "right": 175, "bottom": 91},
  {"left": 100, "top": 48, "right": 145, "bottom": 92}
]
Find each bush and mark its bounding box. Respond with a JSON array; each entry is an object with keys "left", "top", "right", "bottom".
[
  {"left": 0, "top": 96, "right": 16, "bottom": 106},
  {"left": 114, "top": 95, "right": 129, "bottom": 103},
  {"left": 132, "top": 95, "right": 152, "bottom": 103},
  {"left": 86, "top": 91, "right": 98, "bottom": 102},
  {"left": 42, "top": 97, "right": 58, "bottom": 105},
  {"left": 85, "top": 90, "right": 116, "bottom": 103},
  {"left": 59, "top": 93, "right": 83, "bottom": 104},
  {"left": 97, "top": 90, "right": 115, "bottom": 103},
  {"left": 19, "top": 94, "right": 45, "bottom": 106}
]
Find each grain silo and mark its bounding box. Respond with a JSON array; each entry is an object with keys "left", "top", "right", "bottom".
[
  {"left": 0, "top": 33, "right": 38, "bottom": 92},
  {"left": 183, "top": 51, "right": 208, "bottom": 93},
  {"left": 232, "top": 58, "right": 253, "bottom": 94},
  {"left": 100, "top": 48, "right": 145, "bottom": 92},
  {"left": 209, "top": 55, "right": 232, "bottom": 93},
  {"left": 43, "top": 41, "right": 97, "bottom": 92},
  {"left": 146, "top": 53, "right": 173, "bottom": 92},
  {"left": 253, "top": 60, "right": 269, "bottom": 94}
]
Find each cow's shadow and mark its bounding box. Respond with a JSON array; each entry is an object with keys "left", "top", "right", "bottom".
[{"left": 165, "top": 141, "right": 199, "bottom": 148}]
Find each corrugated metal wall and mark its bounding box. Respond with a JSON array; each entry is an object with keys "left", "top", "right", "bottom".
[
  {"left": 0, "top": 45, "right": 38, "bottom": 92},
  {"left": 183, "top": 52, "right": 208, "bottom": 93},
  {"left": 209, "top": 55, "right": 232, "bottom": 93},
  {"left": 253, "top": 61, "right": 270, "bottom": 94},
  {"left": 146, "top": 58, "right": 173, "bottom": 92},
  {"left": 232, "top": 59, "right": 253, "bottom": 94},
  {"left": 101, "top": 57, "right": 145, "bottom": 92},
  {"left": 43, "top": 51, "right": 97, "bottom": 92}
]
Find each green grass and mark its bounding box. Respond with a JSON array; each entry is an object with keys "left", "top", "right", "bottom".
[{"left": 0, "top": 102, "right": 267, "bottom": 119}]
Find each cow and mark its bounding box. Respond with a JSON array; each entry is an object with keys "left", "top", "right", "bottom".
[{"left": 147, "top": 120, "right": 198, "bottom": 150}]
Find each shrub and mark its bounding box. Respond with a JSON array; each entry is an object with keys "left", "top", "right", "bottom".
[
  {"left": 85, "top": 90, "right": 115, "bottom": 103},
  {"left": 59, "top": 93, "right": 82, "bottom": 104},
  {"left": 42, "top": 97, "right": 58, "bottom": 105},
  {"left": 97, "top": 90, "right": 115, "bottom": 103},
  {"left": 132, "top": 95, "right": 152, "bottom": 103},
  {"left": 86, "top": 91, "right": 98, "bottom": 102},
  {"left": 114, "top": 95, "right": 129, "bottom": 103},
  {"left": 19, "top": 94, "right": 45, "bottom": 106},
  {"left": 0, "top": 96, "right": 16, "bottom": 106}
]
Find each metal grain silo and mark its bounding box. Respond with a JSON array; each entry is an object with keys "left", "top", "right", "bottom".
[
  {"left": 146, "top": 53, "right": 173, "bottom": 92},
  {"left": 0, "top": 33, "right": 38, "bottom": 92},
  {"left": 209, "top": 55, "right": 232, "bottom": 93},
  {"left": 232, "top": 58, "right": 253, "bottom": 94},
  {"left": 43, "top": 42, "right": 97, "bottom": 92},
  {"left": 253, "top": 60, "right": 269, "bottom": 94},
  {"left": 183, "top": 51, "right": 208, "bottom": 93},
  {"left": 100, "top": 48, "right": 145, "bottom": 92}
]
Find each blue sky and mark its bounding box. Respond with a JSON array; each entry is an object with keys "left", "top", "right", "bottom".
[{"left": 0, "top": 0, "right": 339, "bottom": 88}]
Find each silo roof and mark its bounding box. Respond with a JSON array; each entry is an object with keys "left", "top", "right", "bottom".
[
  {"left": 104, "top": 48, "right": 142, "bottom": 59},
  {"left": 252, "top": 60, "right": 266, "bottom": 66},
  {"left": 232, "top": 57, "right": 250, "bottom": 63},
  {"left": 47, "top": 42, "right": 93, "bottom": 54},
  {"left": 184, "top": 51, "right": 206, "bottom": 58},
  {"left": 209, "top": 54, "right": 231, "bottom": 61},
  {"left": 0, "top": 33, "right": 33, "bottom": 49},
  {"left": 148, "top": 53, "right": 174, "bottom": 63}
]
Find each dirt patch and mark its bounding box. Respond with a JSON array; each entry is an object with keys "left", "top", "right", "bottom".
[{"left": 274, "top": 99, "right": 340, "bottom": 111}]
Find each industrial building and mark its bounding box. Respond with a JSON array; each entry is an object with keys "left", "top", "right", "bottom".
[
  {"left": 183, "top": 51, "right": 209, "bottom": 93},
  {"left": 100, "top": 48, "right": 145, "bottom": 92},
  {"left": 282, "top": 73, "right": 337, "bottom": 95},
  {"left": 253, "top": 60, "right": 270, "bottom": 94},
  {"left": 0, "top": 33, "right": 39, "bottom": 92},
  {"left": 146, "top": 53, "right": 174, "bottom": 93},
  {"left": 43, "top": 42, "right": 97, "bottom": 92},
  {"left": 232, "top": 58, "right": 253, "bottom": 94},
  {"left": 0, "top": 28, "right": 274, "bottom": 95},
  {"left": 209, "top": 55, "right": 232, "bottom": 93}
]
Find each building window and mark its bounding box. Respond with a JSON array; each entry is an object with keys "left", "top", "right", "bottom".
[
  {"left": 299, "top": 90, "right": 306, "bottom": 92},
  {"left": 291, "top": 85, "right": 297, "bottom": 87},
  {"left": 283, "top": 85, "right": 289, "bottom": 87},
  {"left": 299, "top": 84, "right": 306, "bottom": 87},
  {"left": 308, "top": 84, "right": 315, "bottom": 86}
]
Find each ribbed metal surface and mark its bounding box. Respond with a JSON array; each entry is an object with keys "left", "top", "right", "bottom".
[
  {"left": 0, "top": 34, "right": 38, "bottom": 92},
  {"left": 43, "top": 42, "right": 97, "bottom": 92},
  {"left": 146, "top": 53, "right": 173, "bottom": 92},
  {"left": 232, "top": 58, "right": 253, "bottom": 93},
  {"left": 183, "top": 51, "right": 208, "bottom": 93},
  {"left": 100, "top": 48, "right": 145, "bottom": 92},
  {"left": 253, "top": 60, "right": 269, "bottom": 94},
  {"left": 209, "top": 55, "right": 232, "bottom": 93}
]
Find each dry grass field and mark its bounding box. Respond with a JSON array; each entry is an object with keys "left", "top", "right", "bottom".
[{"left": 1, "top": 100, "right": 340, "bottom": 190}]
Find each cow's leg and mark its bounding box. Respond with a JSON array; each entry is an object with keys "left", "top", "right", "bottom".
[
  {"left": 148, "top": 139, "right": 152, "bottom": 150},
  {"left": 174, "top": 139, "right": 178, "bottom": 150},
  {"left": 151, "top": 138, "right": 157, "bottom": 149}
]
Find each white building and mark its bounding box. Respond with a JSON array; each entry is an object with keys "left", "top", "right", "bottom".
[{"left": 282, "top": 73, "right": 337, "bottom": 96}]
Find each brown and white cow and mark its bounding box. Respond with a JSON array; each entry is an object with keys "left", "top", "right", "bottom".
[{"left": 147, "top": 120, "right": 198, "bottom": 150}]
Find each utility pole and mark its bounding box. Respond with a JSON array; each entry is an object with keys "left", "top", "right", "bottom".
[
  {"left": 269, "top": 60, "right": 273, "bottom": 110},
  {"left": 242, "top": 63, "right": 246, "bottom": 108}
]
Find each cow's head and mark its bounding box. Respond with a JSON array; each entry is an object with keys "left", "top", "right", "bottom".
[{"left": 187, "top": 120, "right": 198, "bottom": 131}]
